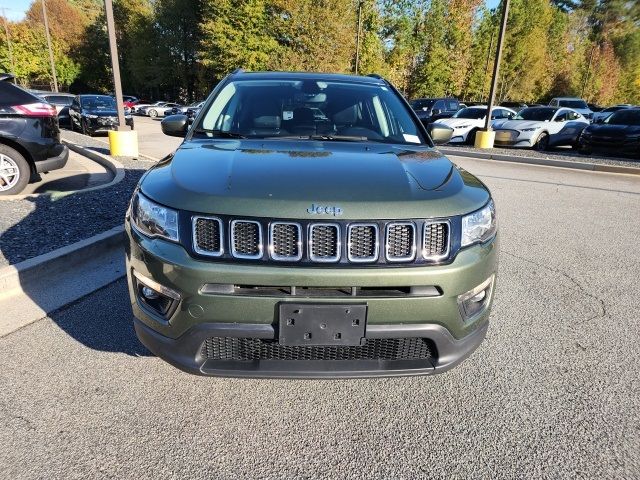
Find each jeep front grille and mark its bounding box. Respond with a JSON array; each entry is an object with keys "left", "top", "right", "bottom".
[
  {"left": 231, "top": 220, "right": 262, "bottom": 259},
  {"left": 192, "top": 216, "right": 223, "bottom": 256},
  {"left": 309, "top": 224, "right": 340, "bottom": 262},
  {"left": 201, "top": 337, "right": 434, "bottom": 361},
  {"left": 270, "top": 222, "right": 302, "bottom": 261},
  {"left": 191, "top": 217, "right": 452, "bottom": 265},
  {"left": 423, "top": 221, "right": 450, "bottom": 260},
  {"left": 386, "top": 223, "right": 416, "bottom": 261}
]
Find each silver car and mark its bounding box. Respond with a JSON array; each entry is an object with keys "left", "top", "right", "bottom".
[{"left": 494, "top": 107, "right": 589, "bottom": 150}]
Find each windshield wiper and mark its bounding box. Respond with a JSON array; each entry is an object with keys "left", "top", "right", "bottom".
[{"left": 192, "top": 128, "right": 246, "bottom": 138}]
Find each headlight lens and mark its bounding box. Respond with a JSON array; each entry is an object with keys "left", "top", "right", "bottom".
[
  {"left": 461, "top": 200, "right": 496, "bottom": 247},
  {"left": 521, "top": 127, "right": 538, "bottom": 132},
  {"left": 130, "top": 192, "right": 179, "bottom": 242}
]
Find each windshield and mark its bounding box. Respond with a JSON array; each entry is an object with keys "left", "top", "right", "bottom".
[
  {"left": 605, "top": 110, "right": 640, "bottom": 126},
  {"left": 558, "top": 100, "right": 588, "bottom": 109},
  {"left": 198, "top": 79, "right": 425, "bottom": 145},
  {"left": 410, "top": 99, "right": 435, "bottom": 110},
  {"left": 453, "top": 107, "right": 486, "bottom": 119},
  {"left": 513, "top": 107, "right": 556, "bottom": 121},
  {"left": 81, "top": 95, "right": 116, "bottom": 110}
]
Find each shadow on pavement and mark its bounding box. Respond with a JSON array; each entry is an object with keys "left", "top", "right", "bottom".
[{"left": 0, "top": 164, "right": 149, "bottom": 357}]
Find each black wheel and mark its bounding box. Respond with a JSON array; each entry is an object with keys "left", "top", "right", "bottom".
[
  {"left": 466, "top": 129, "right": 478, "bottom": 146},
  {"left": 0, "top": 144, "right": 31, "bottom": 195},
  {"left": 533, "top": 132, "right": 549, "bottom": 151}
]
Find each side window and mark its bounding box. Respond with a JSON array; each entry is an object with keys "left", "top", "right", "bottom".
[
  {"left": 433, "top": 100, "right": 445, "bottom": 112},
  {"left": 447, "top": 100, "right": 459, "bottom": 111},
  {"left": 492, "top": 109, "right": 505, "bottom": 119},
  {"left": 555, "top": 111, "right": 569, "bottom": 122},
  {"left": 569, "top": 111, "right": 581, "bottom": 120}
]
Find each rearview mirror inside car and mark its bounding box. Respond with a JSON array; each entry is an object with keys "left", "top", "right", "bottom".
[
  {"left": 427, "top": 123, "right": 453, "bottom": 145},
  {"left": 161, "top": 114, "right": 188, "bottom": 137}
]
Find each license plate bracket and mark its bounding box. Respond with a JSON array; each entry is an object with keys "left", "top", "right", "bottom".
[{"left": 278, "top": 304, "right": 367, "bottom": 347}]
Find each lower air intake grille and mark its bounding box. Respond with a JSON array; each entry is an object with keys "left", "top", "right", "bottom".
[
  {"left": 386, "top": 223, "right": 415, "bottom": 261},
  {"left": 231, "top": 221, "right": 262, "bottom": 258},
  {"left": 310, "top": 224, "right": 339, "bottom": 262},
  {"left": 193, "top": 217, "right": 222, "bottom": 255},
  {"left": 271, "top": 223, "right": 301, "bottom": 260},
  {"left": 201, "top": 337, "right": 433, "bottom": 361},
  {"left": 423, "top": 222, "right": 449, "bottom": 259}
]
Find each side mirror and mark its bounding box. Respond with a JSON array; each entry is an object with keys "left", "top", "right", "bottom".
[
  {"left": 427, "top": 123, "right": 453, "bottom": 145},
  {"left": 432, "top": 109, "right": 442, "bottom": 115},
  {"left": 161, "top": 114, "right": 188, "bottom": 137}
]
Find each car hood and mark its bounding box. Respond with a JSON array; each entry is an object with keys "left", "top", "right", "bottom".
[
  {"left": 438, "top": 118, "right": 483, "bottom": 128},
  {"left": 140, "top": 139, "right": 490, "bottom": 219},
  {"left": 584, "top": 124, "right": 640, "bottom": 136},
  {"left": 496, "top": 120, "right": 546, "bottom": 131}
]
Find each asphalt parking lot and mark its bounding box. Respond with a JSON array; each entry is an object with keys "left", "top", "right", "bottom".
[{"left": 1, "top": 156, "right": 638, "bottom": 478}]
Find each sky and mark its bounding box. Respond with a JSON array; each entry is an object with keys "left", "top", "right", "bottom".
[{"left": 1, "top": 0, "right": 503, "bottom": 22}]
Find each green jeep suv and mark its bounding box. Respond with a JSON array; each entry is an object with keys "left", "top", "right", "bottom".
[{"left": 125, "top": 71, "right": 498, "bottom": 378}]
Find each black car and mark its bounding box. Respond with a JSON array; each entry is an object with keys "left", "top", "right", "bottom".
[
  {"left": 410, "top": 97, "right": 460, "bottom": 125},
  {"left": 69, "top": 94, "right": 134, "bottom": 136},
  {"left": 38, "top": 92, "right": 75, "bottom": 128},
  {"left": 578, "top": 108, "right": 640, "bottom": 157},
  {"left": 0, "top": 74, "right": 69, "bottom": 195}
]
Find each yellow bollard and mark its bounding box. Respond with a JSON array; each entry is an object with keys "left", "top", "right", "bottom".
[
  {"left": 474, "top": 129, "right": 496, "bottom": 149},
  {"left": 108, "top": 129, "right": 139, "bottom": 157}
]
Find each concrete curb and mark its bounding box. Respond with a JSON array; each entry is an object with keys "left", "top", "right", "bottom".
[
  {"left": 0, "top": 142, "right": 125, "bottom": 201},
  {"left": 0, "top": 225, "right": 125, "bottom": 298},
  {"left": 62, "top": 140, "right": 126, "bottom": 188},
  {"left": 439, "top": 147, "right": 640, "bottom": 176}
]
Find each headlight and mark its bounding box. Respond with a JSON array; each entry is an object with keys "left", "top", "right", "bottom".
[
  {"left": 86, "top": 114, "right": 98, "bottom": 119},
  {"left": 520, "top": 127, "right": 538, "bottom": 132},
  {"left": 130, "top": 192, "right": 179, "bottom": 242},
  {"left": 461, "top": 200, "right": 496, "bottom": 247}
]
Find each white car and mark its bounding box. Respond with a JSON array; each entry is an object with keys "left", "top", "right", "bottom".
[
  {"left": 494, "top": 107, "right": 589, "bottom": 150},
  {"left": 437, "top": 106, "right": 516, "bottom": 144}
]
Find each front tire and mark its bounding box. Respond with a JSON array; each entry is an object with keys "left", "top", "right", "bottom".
[
  {"left": 466, "top": 129, "right": 478, "bottom": 146},
  {"left": 148, "top": 109, "right": 158, "bottom": 118},
  {"left": 533, "top": 132, "right": 549, "bottom": 151},
  {"left": 0, "top": 145, "right": 30, "bottom": 195}
]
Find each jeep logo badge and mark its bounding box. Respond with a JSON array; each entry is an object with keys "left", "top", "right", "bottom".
[{"left": 307, "top": 203, "right": 343, "bottom": 216}]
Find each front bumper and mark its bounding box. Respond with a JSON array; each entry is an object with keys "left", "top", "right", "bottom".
[
  {"left": 126, "top": 223, "right": 498, "bottom": 378},
  {"left": 86, "top": 116, "right": 134, "bottom": 132}
]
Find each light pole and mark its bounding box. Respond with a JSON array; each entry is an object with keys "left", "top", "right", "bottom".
[
  {"left": 1, "top": 11, "right": 17, "bottom": 84},
  {"left": 104, "top": 0, "right": 138, "bottom": 157},
  {"left": 475, "top": 0, "right": 510, "bottom": 148},
  {"left": 41, "top": 0, "right": 58, "bottom": 92},
  {"left": 354, "top": 1, "right": 363, "bottom": 75}
]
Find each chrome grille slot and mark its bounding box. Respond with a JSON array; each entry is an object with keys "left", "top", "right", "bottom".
[
  {"left": 348, "top": 224, "right": 378, "bottom": 262},
  {"left": 192, "top": 216, "right": 223, "bottom": 256},
  {"left": 309, "top": 223, "right": 340, "bottom": 262},
  {"left": 270, "top": 222, "right": 302, "bottom": 261},
  {"left": 231, "top": 220, "right": 262, "bottom": 259},
  {"left": 423, "top": 221, "right": 450, "bottom": 260},
  {"left": 385, "top": 222, "right": 416, "bottom": 261}
]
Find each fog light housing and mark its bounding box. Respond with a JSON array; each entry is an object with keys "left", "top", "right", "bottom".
[
  {"left": 133, "top": 271, "right": 180, "bottom": 321},
  {"left": 458, "top": 275, "right": 495, "bottom": 321}
]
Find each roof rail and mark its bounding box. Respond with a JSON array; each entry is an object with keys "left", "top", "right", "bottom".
[
  {"left": 366, "top": 73, "right": 384, "bottom": 80},
  {"left": 230, "top": 68, "right": 244, "bottom": 75},
  {"left": 0, "top": 73, "right": 16, "bottom": 82}
]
